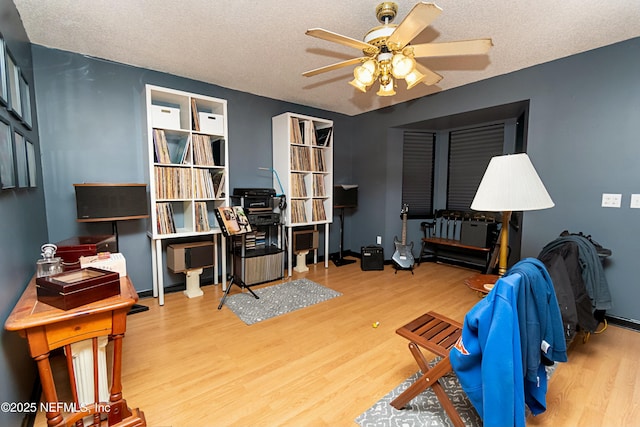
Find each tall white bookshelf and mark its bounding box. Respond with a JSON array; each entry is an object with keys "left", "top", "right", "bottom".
[
  {"left": 145, "top": 84, "right": 229, "bottom": 305},
  {"left": 272, "top": 112, "right": 333, "bottom": 275}
]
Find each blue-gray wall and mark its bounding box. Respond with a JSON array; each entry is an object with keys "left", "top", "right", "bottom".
[
  {"left": 2, "top": 1, "right": 639, "bottom": 421},
  {"left": 32, "top": 46, "right": 353, "bottom": 294},
  {"left": 349, "top": 37, "right": 640, "bottom": 324},
  {"left": 0, "top": 1, "right": 45, "bottom": 425},
  {"left": 30, "top": 37, "right": 640, "bottom": 325}
]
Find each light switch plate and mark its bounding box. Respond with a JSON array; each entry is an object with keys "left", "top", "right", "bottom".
[
  {"left": 631, "top": 194, "right": 640, "bottom": 209},
  {"left": 601, "top": 193, "right": 622, "bottom": 208}
]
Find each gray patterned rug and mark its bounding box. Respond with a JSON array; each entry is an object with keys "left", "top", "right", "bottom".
[
  {"left": 355, "top": 362, "right": 481, "bottom": 427},
  {"left": 357, "top": 361, "right": 557, "bottom": 426},
  {"left": 224, "top": 278, "right": 341, "bottom": 325}
]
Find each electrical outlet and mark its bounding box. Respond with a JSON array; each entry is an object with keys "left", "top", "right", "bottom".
[
  {"left": 601, "top": 193, "right": 622, "bottom": 208},
  {"left": 631, "top": 194, "right": 640, "bottom": 209},
  {"left": 376, "top": 235, "right": 382, "bottom": 245}
]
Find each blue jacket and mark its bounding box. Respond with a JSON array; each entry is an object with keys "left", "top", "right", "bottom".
[{"left": 450, "top": 258, "right": 567, "bottom": 427}]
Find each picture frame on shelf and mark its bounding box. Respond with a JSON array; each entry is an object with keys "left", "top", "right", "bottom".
[
  {"left": 14, "top": 130, "right": 28, "bottom": 188},
  {"left": 0, "top": 118, "right": 15, "bottom": 189},
  {"left": 6, "top": 50, "right": 20, "bottom": 119},
  {"left": 0, "top": 37, "right": 7, "bottom": 106},
  {"left": 26, "top": 139, "right": 36, "bottom": 187}
]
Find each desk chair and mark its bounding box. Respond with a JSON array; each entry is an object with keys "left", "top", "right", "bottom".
[{"left": 390, "top": 311, "right": 465, "bottom": 427}]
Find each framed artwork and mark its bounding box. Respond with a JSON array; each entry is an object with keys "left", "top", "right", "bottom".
[
  {"left": 0, "top": 119, "right": 14, "bottom": 189},
  {"left": 14, "top": 130, "right": 27, "bottom": 188},
  {"left": 26, "top": 139, "right": 36, "bottom": 187},
  {"left": 19, "top": 72, "right": 31, "bottom": 127},
  {"left": 0, "top": 37, "right": 7, "bottom": 106},
  {"left": 6, "top": 50, "right": 21, "bottom": 119}
]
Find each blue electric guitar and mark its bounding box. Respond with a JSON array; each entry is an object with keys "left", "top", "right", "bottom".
[{"left": 392, "top": 204, "right": 415, "bottom": 269}]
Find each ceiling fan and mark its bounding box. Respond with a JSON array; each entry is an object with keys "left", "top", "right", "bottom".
[{"left": 302, "top": 2, "right": 492, "bottom": 96}]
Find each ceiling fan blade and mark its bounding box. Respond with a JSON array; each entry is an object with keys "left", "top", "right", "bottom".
[
  {"left": 415, "top": 63, "right": 443, "bottom": 86},
  {"left": 411, "top": 39, "right": 493, "bottom": 58},
  {"left": 386, "top": 2, "right": 442, "bottom": 51},
  {"left": 302, "top": 57, "right": 364, "bottom": 77},
  {"left": 306, "top": 28, "right": 374, "bottom": 52}
]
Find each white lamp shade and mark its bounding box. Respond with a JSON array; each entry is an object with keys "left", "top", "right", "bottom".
[{"left": 471, "top": 153, "right": 554, "bottom": 212}]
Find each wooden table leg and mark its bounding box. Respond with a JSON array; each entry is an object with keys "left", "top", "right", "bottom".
[{"left": 34, "top": 352, "right": 64, "bottom": 427}]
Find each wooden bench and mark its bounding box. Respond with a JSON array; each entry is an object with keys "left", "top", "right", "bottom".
[{"left": 418, "top": 210, "right": 501, "bottom": 273}]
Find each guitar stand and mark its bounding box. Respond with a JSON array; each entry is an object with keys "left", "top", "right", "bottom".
[
  {"left": 217, "top": 275, "right": 259, "bottom": 310},
  {"left": 393, "top": 264, "right": 414, "bottom": 275}
]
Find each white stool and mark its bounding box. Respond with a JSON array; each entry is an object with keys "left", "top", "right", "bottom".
[
  {"left": 183, "top": 268, "right": 204, "bottom": 298},
  {"left": 294, "top": 251, "right": 309, "bottom": 273}
]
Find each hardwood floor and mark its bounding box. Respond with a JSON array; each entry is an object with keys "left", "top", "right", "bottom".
[{"left": 35, "top": 259, "right": 640, "bottom": 426}]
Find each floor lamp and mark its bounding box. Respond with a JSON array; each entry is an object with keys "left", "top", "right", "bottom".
[{"left": 470, "top": 153, "right": 554, "bottom": 276}]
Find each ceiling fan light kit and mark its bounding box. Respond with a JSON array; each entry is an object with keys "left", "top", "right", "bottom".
[
  {"left": 377, "top": 79, "right": 396, "bottom": 96},
  {"left": 303, "top": 2, "right": 492, "bottom": 97}
]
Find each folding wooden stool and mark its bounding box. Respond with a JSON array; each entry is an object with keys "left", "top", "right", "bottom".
[{"left": 391, "top": 311, "right": 465, "bottom": 427}]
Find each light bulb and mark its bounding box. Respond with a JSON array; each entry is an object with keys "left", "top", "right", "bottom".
[
  {"left": 349, "top": 78, "right": 368, "bottom": 93},
  {"left": 376, "top": 78, "right": 396, "bottom": 96},
  {"left": 353, "top": 59, "right": 377, "bottom": 86},
  {"left": 405, "top": 69, "right": 426, "bottom": 89},
  {"left": 391, "top": 53, "right": 415, "bottom": 79}
]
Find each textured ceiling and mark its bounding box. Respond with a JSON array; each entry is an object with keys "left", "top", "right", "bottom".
[{"left": 13, "top": 0, "right": 640, "bottom": 116}]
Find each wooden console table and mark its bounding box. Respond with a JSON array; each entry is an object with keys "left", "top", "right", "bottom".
[{"left": 4, "top": 275, "right": 145, "bottom": 427}]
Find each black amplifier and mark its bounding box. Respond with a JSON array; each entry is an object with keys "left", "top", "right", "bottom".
[
  {"left": 361, "top": 245, "right": 384, "bottom": 271},
  {"left": 233, "top": 188, "right": 276, "bottom": 197},
  {"left": 460, "top": 221, "right": 498, "bottom": 248},
  {"left": 248, "top": 212, "right": 281, "bottom": 226}
]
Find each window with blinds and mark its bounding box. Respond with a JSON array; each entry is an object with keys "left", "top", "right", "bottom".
[
  {"left": 447, "top": 124, "right": 504, "bottom": 210},
  {"left": 402, "top": 131, "right": 435, "bottom": 218}
]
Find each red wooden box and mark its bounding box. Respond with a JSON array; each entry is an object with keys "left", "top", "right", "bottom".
[
  {"left": 55, "top": 235, "right": 117, "bottom": 270},
  {"left": 36, "top": 267, "right": 121, "bottom": 310}
]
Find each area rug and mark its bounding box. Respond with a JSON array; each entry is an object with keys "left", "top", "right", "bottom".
[
  {"left": 355, "top": 362, "right": 481, "bottom": 427},
  {"left": 224, "top": 278, "right": 341, "bottom": 325},
  {"left": 356, "top": 360, "right": 558, "bottom": 427}
]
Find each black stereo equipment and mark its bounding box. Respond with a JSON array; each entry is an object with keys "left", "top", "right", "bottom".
[
  {"left": 247, "top": 212, "right": 281, "bottom": 226},
  {"left": 233, "top": 188, "right": 276, "bottom": 197},
  {"left": 232, "top": 188, "right": 276, "bottom": 212},
  {"left": 361, "top": 245, "right": 384, "bottom": 271},
  {"left": 460, "top": 221, "right": 498, "bottom": 248}
]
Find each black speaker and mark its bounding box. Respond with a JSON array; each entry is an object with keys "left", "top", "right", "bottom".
[
  {"left": 74, "top": 184, "right": 148, "bottom": 221},
  {"left": 361, "top": 245, "right": 384, "bottom": 271},
  {"left": 460, "top": 221, "right": 498, "bottom": 248},
  {"left": 293, "top": 229, "right": 319, "bottom": 253},
  {"left": 334, "top": 185, "right": 358, "bottom": 208},
  {"left": 167, "top": 242, "right": 214, "bottom": 273}
]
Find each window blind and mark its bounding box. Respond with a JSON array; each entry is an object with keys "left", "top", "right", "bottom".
[
  {"left": 402, "top": 131, "right": 435, "bottom": 218},
  {"left": 447, "top": 124, "right": 504, "bottom": 210}
]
